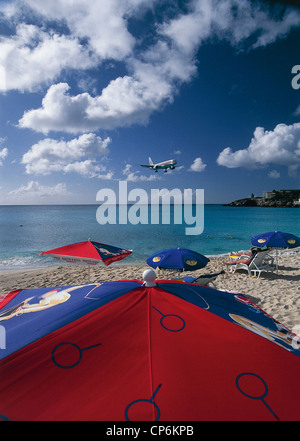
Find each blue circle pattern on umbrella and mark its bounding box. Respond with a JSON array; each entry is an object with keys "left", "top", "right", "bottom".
[
  {"left": 146, "top": 248, "right": 210, "bottom": 271},
  {"left": 251, "top": 231, "right": 300, "bottom": 249}
]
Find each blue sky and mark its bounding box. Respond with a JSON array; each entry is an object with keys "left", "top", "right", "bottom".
[{"left": 0, "top": 0, "right": 299, "bottom": 205}]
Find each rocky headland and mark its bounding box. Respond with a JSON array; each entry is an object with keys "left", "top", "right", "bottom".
[{"left": 224, "top": 190, "right": 300, "bottom": 208}]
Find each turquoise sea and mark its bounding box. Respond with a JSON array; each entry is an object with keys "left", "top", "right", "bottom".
[{"left": 0, "top": 204, "right": 299, "bottom": 270}]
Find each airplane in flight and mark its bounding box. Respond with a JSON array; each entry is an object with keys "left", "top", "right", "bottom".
[{"left": 140, "top": 157, "right": 177, "bottom": 172}]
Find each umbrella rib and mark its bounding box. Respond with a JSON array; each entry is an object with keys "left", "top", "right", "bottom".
[{"left": 146, "top": 289, "right": 156, "bottom": 421}]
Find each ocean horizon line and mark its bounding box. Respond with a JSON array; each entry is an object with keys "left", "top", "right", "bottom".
[{"left": 0, "top": 202, "right": 223, "bottom": 207}]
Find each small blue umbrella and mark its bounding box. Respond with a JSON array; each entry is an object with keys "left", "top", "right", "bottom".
[
  {"left": 146, "top": 247, "right": 210, "bottom": 272},
  {"left": 251, "top": 231, "right": 300, "bottom": 249},
  {"left": 251, "top": 231, "right": 300, "bottom": 272}
]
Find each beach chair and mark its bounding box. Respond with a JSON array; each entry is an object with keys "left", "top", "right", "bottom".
[
  {"left": 177, "top": 271, "right": 225, "bottom": 287},
  {"left": 227, "top": 246, "right": 269, "bottom": 260},
  {"left": 225, "top": 250, "right": 275, "bottom": 278}
]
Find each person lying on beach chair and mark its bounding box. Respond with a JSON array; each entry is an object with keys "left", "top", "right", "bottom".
[
  {"left": 225, "top": 249, "right": 275, "bottom": 278},
  {"left": 228, "top": 246, "right": 270, "bottom": 260},
  {"left": 176, "top": 271, "right": 225, "bottom": 287}
]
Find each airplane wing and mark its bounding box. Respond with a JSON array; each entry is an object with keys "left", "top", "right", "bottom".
[{"left": 140, "top": 164, "right": 153, "bottom": 168}]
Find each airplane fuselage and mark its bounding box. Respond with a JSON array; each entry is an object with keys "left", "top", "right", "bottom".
[
  {"left": 140, "top": 157, "right": 177, "bottom": 172},
  {"left": 151, "top": 159, "right": 177, "bottom": 170}
]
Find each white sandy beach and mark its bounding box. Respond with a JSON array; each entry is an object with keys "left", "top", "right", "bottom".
[{"left": 0, "top": 252, "right": 299, "bottom": 331}]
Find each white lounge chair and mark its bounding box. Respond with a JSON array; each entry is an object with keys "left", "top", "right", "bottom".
[{"left": 225, "top": 250, "right": 275, "bottom": 278}]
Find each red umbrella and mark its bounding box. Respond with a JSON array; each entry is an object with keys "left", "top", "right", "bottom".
[
  {"left": 40, "top": 240, "right": 132, "bottom": 280},
  {"left": 0, "top": 269, "right": 299, "bottom": 421}
]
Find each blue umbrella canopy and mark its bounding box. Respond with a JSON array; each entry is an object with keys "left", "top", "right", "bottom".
[
  {"left": 251, "top": 231, "right": 300, "bottom": 249},
  {"left": 251, "top": 231, "right": 300, "bottom": 273},
  {"left": 146, "top": 247, "right": 210, "bottom": 271}
]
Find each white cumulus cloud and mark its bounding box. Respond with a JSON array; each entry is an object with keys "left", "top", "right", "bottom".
[
  {"left": 122, "top": 163, "right": 161, "bottom": 181},
  {"left": 23, "top": 0, "right": 142, "bottom": 60},
  {"left": 8, "top": 181, "right": 70, "bottom": 199},
  {"left": 217, "top": 122, "right": 300, "bottom": 176},
  {"left": 0, "top": 24, "right": 94, "bottom": 92},
  {"left": 0, "top": 146, "right": 8, "bottom": 165},
  {"left": 18, "top": 78, "right": 171, "bottom": 133},
  {"left": 12, "top": 0, "right": 300, "bottom": 133},
  {"left": 268, "top": 170, "right": 280, "bottom": 179},
  {"left": 0, "top": 0, "right": 151, "bottom": 92},
  {"left": 22, "top": 133, "right": 112, "bottom": 177},
  {"left": 189, "top": 157, "right": 207, "bottom": 172}
]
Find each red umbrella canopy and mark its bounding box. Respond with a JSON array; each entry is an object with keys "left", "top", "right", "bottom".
[
  {"left": 40, "top": 240, "right": 132, "bottom": 266},
  {"left": 0, "top": 270, "right": 299, "bottom": 421}
]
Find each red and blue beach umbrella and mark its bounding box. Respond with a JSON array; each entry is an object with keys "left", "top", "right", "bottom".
[
  {"left": 40, "top": 240, "right": 132, "bottom": 281},
  {"left": 0, "top": 270, "right": 299, "bottom": 421},
  {"left": 40, "top": 239, "right": 132, "bottom": 266}
]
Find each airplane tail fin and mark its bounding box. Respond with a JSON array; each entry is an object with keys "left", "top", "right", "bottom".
[{"left": 149, "top": 157, "right": 154, "bottom": 165}]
